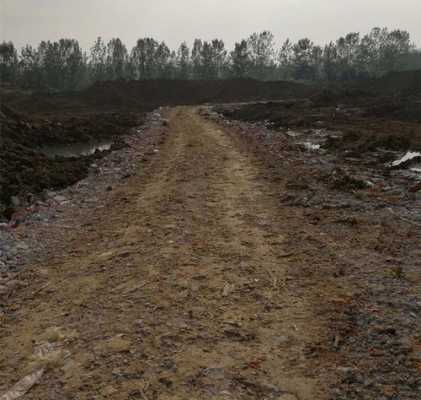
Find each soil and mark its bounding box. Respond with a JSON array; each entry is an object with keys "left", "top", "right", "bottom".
[
  {"left": 217, "top": 92, "right": 421, "bottom": 155},
  {"left": 1, "top": 72, "right": 421, "bottom": 398},
  {"left": 1, "top": 79, "right": 316, "bottom": 115},
  {"left": 0, "top": 104, "right": 146, "bottom": 219},
  {"left": 362, "top": 69, "right": 421, "bottom": 95},
  {"left": 0, "top": 78, "right": 315, "bottom": 219},
  {"left": 210, "top": 109, "right": 421, "bottom": 400},
  {"left": 216, "top": 70, "right": 421, "bottom": 157},
  {"left": 1, "top": 108, "right": 328, "bottom": 399},
  {"left": 1, "top": 106, "right": 420, "bottom": 399}
]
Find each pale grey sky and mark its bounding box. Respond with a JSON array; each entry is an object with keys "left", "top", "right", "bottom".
[{"left": 1, "top": 0, "right": 420, "bottom": 51}]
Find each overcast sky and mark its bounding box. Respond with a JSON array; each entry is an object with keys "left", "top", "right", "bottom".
[{"left": 1, "top": 0, "right": 420, "bottom": 51}]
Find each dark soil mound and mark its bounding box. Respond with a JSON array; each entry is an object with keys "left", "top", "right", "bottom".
[
  {"left": 80, "top": 79, "right": 315, "bottom": 109},
  {"left": 3, "top": 79, "right": 316, "bottom": 115},
  {"left": 216, "top": 100, "right": 319, "bottom": 129},
  {"left": 218, "top": 92, "right": 421, "bottom": 155},
  {"left": 0, "top": 104, "right": 142, "bottom": 219},
  {"left": 1, "top": 105, "right": 142, "bottom": 147},
  {"left": 371, "top": 70, "right": 421, "bottom": 95},
  {"left": 309, "top": 71, "right": 421, "bottom": 106}
]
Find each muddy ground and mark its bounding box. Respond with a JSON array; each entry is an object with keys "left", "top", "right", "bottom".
[
  {"left": 0, "top": 106, "right": 420, "bottom": 400},
  {"left": 208, "top": 105, "right": 421, "bottom": 399},
  {"left": 217, "top": 93, "right": 421, "bottom": 152},
  {"left": 1, "top": 79, "right": 316, "bottom": 114},
  {"left": 1, "top": 73, "right": 420, "bottom": 398},
  {"left": 217, "top": 70, "right": 421, "bottom": 158},
  {"left": 0, "top": 103, "right": 148, "bottom": 219},
  {"left": 0, "top": 78, "right": 316, "bottom": 220},
  {"left": 2, "top": 73, "right": 420, "bottom": 219},
  {"left": 211, "top": 77, "right": 421, "bottom": 399}
]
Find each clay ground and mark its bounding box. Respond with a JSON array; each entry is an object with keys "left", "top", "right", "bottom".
[{"left": 0, "top": 107, "right": 420, "bottom": 399}]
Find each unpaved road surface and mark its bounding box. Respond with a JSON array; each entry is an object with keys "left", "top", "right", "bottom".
[{"left": 1, "top": 107, "right": 419, "bottom": 399}]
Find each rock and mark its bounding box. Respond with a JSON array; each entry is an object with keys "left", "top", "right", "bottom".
[
  {"left": 95, "top": 335, "right": 132, "bottom": 354},
  {"left": 10, "top": 196, "right": 20, "bottom": 207},
  {"left": 6, "top": 279, "right": 20, "bottom": 289},
  {"left": 222, "top": 283, "right": 235, "bottom": 297},
  {"left": 53, "top": 195, "right": 67, "bottom": 203},
  {"left": 391, "top": 151, "right": 421, "bottom": 169},
  {"left": 7, "top": 247, "right": 18, "bottom": 257},
  {"left": 100, "top": 386, "right": 118, "bottom": 396},
  {"left": 16, "top": 242, "right": 29, "bottom": 251},
  {"left": 0, "top": 368, "right": 45, "bottom": 399},
  {"left": 44, "top": 190, "right": 56, "bottom": 199}
]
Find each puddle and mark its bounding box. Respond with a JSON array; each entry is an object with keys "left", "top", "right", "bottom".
[
  {"left": 391, "top": 151, "right": 421, "bottom": 167},
  {"left": 40, "top": 141, "right": 112, "bottom": 159},
  {"left": 287, "top": 128, "right": 343, "bottom": 151},
  {"left": 385, "top": 151, "right": 421, "bottom": 180}
]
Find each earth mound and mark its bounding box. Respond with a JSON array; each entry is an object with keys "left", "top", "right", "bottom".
[
  {"left": 0, "top": 104, "right": 142, "bottom": 219},
  {"left": 368, "top": 69, "right": 421, "bottom": 95},
  {"left": 81, "top": 78, "right": 316, "bottom": 108},
  {"left": 2, "top": 79, "right": 316, "bottom": 114}
]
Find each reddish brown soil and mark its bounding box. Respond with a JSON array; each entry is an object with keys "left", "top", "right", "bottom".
[
  {"left": 1, "top": 108, "right": 330, "bottom": 399},
  {"left": 210, "top": 108, "right": 421, "bottom": 400},
  {"left": 1, "top": 106, "right": 420, "bottom": 400}
]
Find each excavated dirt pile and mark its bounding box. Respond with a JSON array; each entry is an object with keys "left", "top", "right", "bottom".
[
  {"left": 2, "top": 79, "right": 317, "bottom": 114},
  {"left": 0, "top": 104, "right": 144, "bottom": 218},
  {"left": 2, "top": 71, "right": 420, "bottom": 218},
  {"left": 218, "top": 92, "right": 421, "bottom": 155},
  {"left": 81, "top": 78, "right": 316, "bottom": 108},
  {"left": 0, "top": 78, "right": 316, "bottom": 219},
  {"left": 365, "top": 69, "right": 421, "bottom": 95}
]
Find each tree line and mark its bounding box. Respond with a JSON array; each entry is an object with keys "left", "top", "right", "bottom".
[{"left": 1, "top": 27, "right": 420, "bottom": 91}]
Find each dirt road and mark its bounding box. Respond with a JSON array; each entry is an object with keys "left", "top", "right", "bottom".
[{"left": 0, "top": 108, "right": 371, "bottom": 399}]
